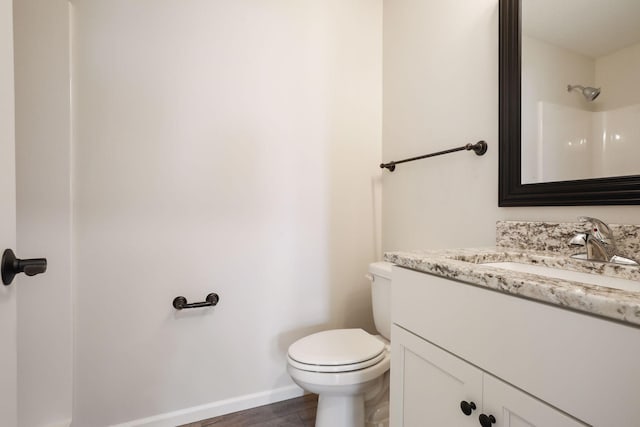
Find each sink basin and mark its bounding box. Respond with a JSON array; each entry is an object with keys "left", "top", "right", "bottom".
[{"left": 483, "top": 262, "right": 640, "bottom": 292}]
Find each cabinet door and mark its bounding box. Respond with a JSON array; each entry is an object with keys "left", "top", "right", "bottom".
[
  {"left": 391, "top": 325, "right": 482, "bottom": 427},
  {"left": 482, "top": 374, "right": 588, "bottom": 427}
]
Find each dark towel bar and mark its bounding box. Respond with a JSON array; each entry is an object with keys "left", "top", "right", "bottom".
[{"left": 380, "top": 140, "right": 487, "bottom": 172}]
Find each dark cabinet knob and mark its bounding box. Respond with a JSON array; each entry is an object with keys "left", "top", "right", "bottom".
[
  {"left": 460, "top": 400, "right": 476, "bottom": 416},
  {"left": 479, "top": 414, "right": 496, "bottom": 427},
  {"left": 1, "top": 249, "right": 47, "bottom": 285}
]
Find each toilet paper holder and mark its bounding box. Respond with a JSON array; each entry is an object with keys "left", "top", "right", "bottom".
[{"left": 173, "top": 293, "right": 219, "bottom": 310}]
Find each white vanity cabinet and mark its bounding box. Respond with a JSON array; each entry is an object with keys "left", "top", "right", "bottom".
[
  {"left": 392, "top": 326, "right": 586, "bottom": 426},
  {"left": 392, "top": 325, "right": 482, "bottom": 426},
  {"left": 390, "top": 266, "right": 640, "bottom": 427}
]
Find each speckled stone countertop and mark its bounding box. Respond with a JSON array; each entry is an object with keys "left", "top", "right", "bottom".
[{"left": 385, "top": 221, "right": 640, "bottom": 326}]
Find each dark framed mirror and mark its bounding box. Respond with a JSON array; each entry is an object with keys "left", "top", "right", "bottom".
[{"left": 499, "top": 0, "right": 640, "bottom": 206}]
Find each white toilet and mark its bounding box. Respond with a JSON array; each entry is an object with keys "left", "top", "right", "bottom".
[{"left": 287, "top": 262, "right": 393, "bottom": 427}]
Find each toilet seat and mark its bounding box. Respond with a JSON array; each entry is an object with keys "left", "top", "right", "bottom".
[
  {"left": 288, "top": 329, "right": 385, "bottom": 373},
  {"left": 287, "top": 348, "right": 390, "bottom": 387}
]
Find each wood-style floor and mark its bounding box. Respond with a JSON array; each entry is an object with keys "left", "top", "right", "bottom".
[{"left": 181, "top": 394, "right": 318, "bottom": 427}]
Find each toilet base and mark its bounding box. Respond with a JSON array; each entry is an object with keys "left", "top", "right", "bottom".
[
  {"left": 289, "top": 373, "right": 387, "bottom": 427},
  {"left": 316, "top": 394, "right": 365, "bottom": 427}
]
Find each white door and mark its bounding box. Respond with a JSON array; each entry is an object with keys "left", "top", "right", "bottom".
[
  {"left": 391, "top": 325, "right": 483, "bottom": 426},
  {"left": 0, "top": 0, "right": 17, "bottom": 424},
  {"left": 482, "top": 374, "right": 588, "bottom": 427}
]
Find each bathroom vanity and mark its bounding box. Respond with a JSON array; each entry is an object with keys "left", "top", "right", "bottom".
[{"left": 386, "top": 221, "right": 640, "bottom": 427}]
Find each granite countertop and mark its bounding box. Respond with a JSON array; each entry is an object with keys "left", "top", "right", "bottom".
[{"left": 384, "top": 247, "right": 640, "bottom": 326}]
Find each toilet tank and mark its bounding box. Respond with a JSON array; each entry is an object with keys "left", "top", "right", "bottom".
[{"left": 368, "top": 262, "right": 393, "bottom": 340}]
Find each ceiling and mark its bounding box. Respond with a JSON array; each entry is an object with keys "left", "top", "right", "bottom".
[{"left": 523, "top": 0, "right": 640, "bottom": 58}]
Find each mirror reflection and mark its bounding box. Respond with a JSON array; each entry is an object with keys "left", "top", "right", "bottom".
[{"left": 521, "top": 0, "right": 640, "bottom": 184}]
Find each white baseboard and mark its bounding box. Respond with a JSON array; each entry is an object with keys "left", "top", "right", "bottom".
[
  {"left": 110, "top": 385, "right": 305, "bottom": 427},
  {"left": 44, "top": 420, "right": 72, "bottom": 427}
]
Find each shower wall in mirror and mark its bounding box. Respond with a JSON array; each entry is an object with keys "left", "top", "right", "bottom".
[{"left": 521, "top": 0, "right": 640, "bottom": 184}]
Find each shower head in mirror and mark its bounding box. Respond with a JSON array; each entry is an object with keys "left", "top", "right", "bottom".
[{"left": 567, "top": 84, "right": 601, "bottom": 102}]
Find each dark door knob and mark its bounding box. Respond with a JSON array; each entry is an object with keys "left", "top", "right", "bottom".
[
  {"left": 460, "top": 400, "right": 477, "bottom": 416},
  {"left": 479, "top": 414, "right": 496, "bottom": 427},
  {"left": 1, "top": 249, "right": 47, "bottom": 285}
]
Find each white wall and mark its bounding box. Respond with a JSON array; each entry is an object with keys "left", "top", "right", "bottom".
[
  {"left": 526, "top": 101, "right": 640, "bottom": 182},
  {"left": 596, "top": 41, "right": 640, "bottom": 111},
  {"left": 383, "top": 0, "right": 499, "bottom": 250},
  {"left": 594, "top": 104, "right": 640, "bottom": 178},
  {"left": 521, "top": 36, "right": 595, "bottom": 183},
  {"left": 11, "top": 1, "right": 637, "bottom": 425},
  {"left": 71, "top": 0, "right": 381, "bottom": 425},
  {"left": 382, "top": 0, "right": 640, "bottom": 253},
  {"left": 520, "top": 37, "right": 640, "bottom": 184},
  {"left": 537, "top": 102, "right": 593, "bottom": 182},
  {"left": 13, "top": 1, "right": 73, "bottom": 426},
  {"left": 593, "top": 41, "right": 640, "bottom": 177}
]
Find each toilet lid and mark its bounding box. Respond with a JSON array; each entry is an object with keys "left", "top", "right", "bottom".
[{"left": 288, "top": 329, "right": 385, "bottom": 373}]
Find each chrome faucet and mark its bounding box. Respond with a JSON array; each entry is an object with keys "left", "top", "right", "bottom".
[{"left": 569, "top": 217, "right": 638, "bottom": 266}]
